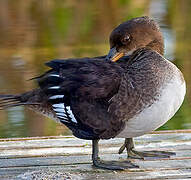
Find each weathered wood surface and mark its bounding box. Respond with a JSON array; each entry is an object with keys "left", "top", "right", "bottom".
[{"left": 1, "top": 130, "right": 191, "bottom": 179}]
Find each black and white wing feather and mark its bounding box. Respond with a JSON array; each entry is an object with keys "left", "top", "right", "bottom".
[
  {"left": 35, "top": 58, "right": 125, "bottom": 139},
  {"left": 39, "top": 71, "right": 78, "bottom": 125}
]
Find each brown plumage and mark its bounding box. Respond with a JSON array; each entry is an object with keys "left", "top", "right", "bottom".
[{"left": 0, "top": 16, "right": 185, "bottom": 170}]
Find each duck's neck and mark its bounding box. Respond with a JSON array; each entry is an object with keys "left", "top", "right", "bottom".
[{"left": 146, "top": 37, "right": 164, "bottom": 56}]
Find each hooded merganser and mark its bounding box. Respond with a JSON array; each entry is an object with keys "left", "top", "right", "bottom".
[{"left": 0, "top": 16, "right": 186, "bottom": 170}]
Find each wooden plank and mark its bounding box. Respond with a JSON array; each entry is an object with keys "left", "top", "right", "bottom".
[
  {"left": 1, "top": 133, "right": 191, "bottom": 158},
  {"left": 1, "top": 153, "right": 191, "bottom": 169},
  {"left": 1, "top": 131, "right": 191, "bottom": 179},
  {"left": 1, "top": 132, "right": 191, "bottom": 153},
  {"left": 1, "top": 163, "right": 191, "bottom": 180}
]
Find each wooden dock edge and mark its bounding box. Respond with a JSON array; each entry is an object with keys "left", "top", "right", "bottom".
[{"left": 1, "top": 130, "right": 191, "bottom": 179}]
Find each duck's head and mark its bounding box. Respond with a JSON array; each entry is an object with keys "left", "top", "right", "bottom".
[{"left": 106, "top": 16, "right": 164, "bottom": 62}]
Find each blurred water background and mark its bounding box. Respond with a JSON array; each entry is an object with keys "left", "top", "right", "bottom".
[{"left": 0, "top": 0, "right": 191, "bottom": 138}]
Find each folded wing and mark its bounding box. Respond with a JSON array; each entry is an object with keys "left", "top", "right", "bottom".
[{"left": 35, "top": 58, "right": 126, "bottom": 139}]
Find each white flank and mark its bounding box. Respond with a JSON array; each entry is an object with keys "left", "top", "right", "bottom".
[
  {"left": 66, "top": 106, "right": 77, "bottom": 123},
  {"left": 117, "top": 68, "right": 186, "bottom": 138},
  {"left": 49, "top": 95, "right": 64, "bottom": 100}
]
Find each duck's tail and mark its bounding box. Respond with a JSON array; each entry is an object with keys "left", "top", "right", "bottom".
[{"left": 0, "top": 90, "right": 41, "bottom": 110}]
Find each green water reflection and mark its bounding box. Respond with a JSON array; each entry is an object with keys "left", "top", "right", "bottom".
[{"left": 0, "top": 0, "right": 191, "bottom": 138}]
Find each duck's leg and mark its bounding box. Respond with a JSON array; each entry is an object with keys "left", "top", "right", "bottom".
[
  {"left": 119, "top": 138, "right": 175, "bottom": 159},
  {"left": 92, "top": 139, "right": 138, "bottom": 170}
]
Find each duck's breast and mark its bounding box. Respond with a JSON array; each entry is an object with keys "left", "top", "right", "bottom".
[{"left": 116, "top": 67, "right": 186, "bottom": 138}]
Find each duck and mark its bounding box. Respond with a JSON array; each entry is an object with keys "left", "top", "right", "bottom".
[{"left": 0, "top": 16, "right": 186, "bottom": 170}]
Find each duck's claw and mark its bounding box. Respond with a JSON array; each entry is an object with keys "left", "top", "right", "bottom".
[{"left": 119, "top": 138, "right": 176, "bottom": 160}]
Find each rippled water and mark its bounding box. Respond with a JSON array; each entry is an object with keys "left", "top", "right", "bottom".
[{"left": 0, "top": 0, "right": 191, "bottom": 138}]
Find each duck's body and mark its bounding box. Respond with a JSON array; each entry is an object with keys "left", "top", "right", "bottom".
[
  {"left": 24, "top": 57, "right": 125, "bottom": 140},
  {"left": 0, "top": 16, "right": 186, "bottom": 170},
  {"left": 116, "top": 50, "right": 186, "bottom": 138}
]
